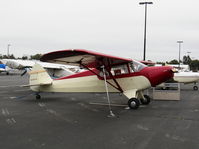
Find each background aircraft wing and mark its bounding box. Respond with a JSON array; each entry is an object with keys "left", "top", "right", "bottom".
[
  {"left": 1, "top": 59, "right": 75, "bottom": 69},
  {"left": 40, "top": 49, "right": 132, "bottom": 69},
  {"left": 1, "top": 59, "right": 77, "bottom": 77},
  {"left": 1, "top": 59, "right": 34, "bottom": 69}
]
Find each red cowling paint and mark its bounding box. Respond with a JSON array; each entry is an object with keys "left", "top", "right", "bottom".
[{"left": 140, "top": 66, "right": 174, "bottom": 87}]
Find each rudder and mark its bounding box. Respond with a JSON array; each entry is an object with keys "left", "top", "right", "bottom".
[{"left": 29, "top": 63, "right": 52, "bottom": 86}]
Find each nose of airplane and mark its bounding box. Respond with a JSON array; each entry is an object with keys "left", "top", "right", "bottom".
[{"left": 141, "top": 66, "right": 174, "bottom": 87}]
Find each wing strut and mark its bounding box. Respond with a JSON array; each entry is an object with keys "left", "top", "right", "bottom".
[{"left": 107, "top": 69, "right": 123, "bottom": 93}]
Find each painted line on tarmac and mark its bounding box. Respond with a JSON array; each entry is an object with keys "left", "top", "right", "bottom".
[
  {"left": 2, "top": 108, "right": 10, "bottom": 116},
  {"left": 13, "top": 89, "right": 31, "bottom": 92},
  {"left": 78, "top": 102, "right": 99, "bottom": 112},
  {"left": 45, "top": 108, "right": 77, "bottom": 124},
  {"left": 0, "top": 85, "right": 19, "bottom": 88},
  {"left": 1, "top": 108, "right": 17, "bottom": 125},
  {"left": 38, "top": 102, "right": 46, "bottom": 107},
  {"left": 9, "top": 97, "right": 17, "bottom": 99},
  {"left": 6, "top": 118, "right": 17, "bottom": 125},
  {"left": 36, "top": 101, "right": 77, "bottom": 124}
]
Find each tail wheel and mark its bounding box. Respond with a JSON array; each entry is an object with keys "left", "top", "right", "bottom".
[
  {"left": 193, "top": 86, "right": 198, "bottom": 91},
  {"left": 36, "top": 94, "right": 41, "bottom": 100},
  {"left": 128, "top": 98, "right": 140, "bottom": 109},
  {"left": 140, "top": 95, "right": 151, "bottom": 105}
]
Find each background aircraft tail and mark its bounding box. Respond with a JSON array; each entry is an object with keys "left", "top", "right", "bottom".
[{"left": 29, "top": 63, "right": 52, "bottom": 86}]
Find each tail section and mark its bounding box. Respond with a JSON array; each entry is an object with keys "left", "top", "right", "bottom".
[{"left": 29, "top": 63, "right": 52, "bottom": 86}]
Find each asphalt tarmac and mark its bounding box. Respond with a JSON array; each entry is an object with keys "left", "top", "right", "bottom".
[{"left": 0, "top": 73, "right": 199, "bottom": 149}]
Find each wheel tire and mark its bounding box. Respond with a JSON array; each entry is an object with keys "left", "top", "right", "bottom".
[
  {"left": 128, "top": 98, "right": 140, "bottom": 109},
  {"left": 140, "top": 95, "right": 151, "bottom": 105},
  {"left": 36, "top": 94, "right": 41, "bottom": 100},
  {"left": 193, "top": 86, "right": 198, "bottom": 91}
]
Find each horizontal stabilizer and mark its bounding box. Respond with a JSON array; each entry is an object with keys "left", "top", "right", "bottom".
[{"left": 21, "top": 82, "right": 52, "bottom": 87}]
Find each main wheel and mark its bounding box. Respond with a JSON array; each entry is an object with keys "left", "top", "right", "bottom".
[
  {"left": 36, "top": 94, "right": 41, "bottom": 100},
  {"left": 140, "top": 95, "right": 151, "bottom": 105},
  {"left": 193, "top": 86, "right": 198, "bottom": 91},
  {"left": 128, "top": 98, "right": 140, "bottom": 109}
]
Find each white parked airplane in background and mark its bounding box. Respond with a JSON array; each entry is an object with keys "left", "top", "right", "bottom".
[
  {"left": 154, "top": 63, "right": 199, "bottom": 90},
  {"left": 173, "top": 71, "right": 199, "bottom": 90},
  {"left": 0, "top": 59, "right": 79, "bottom": 78},
  {"left": 0, "top": 63, "right": 9, "bottom": 75}
]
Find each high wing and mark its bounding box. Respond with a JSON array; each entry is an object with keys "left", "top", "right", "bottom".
[{"left": 40, "top": 49, "right": 132, "bottom": 69}]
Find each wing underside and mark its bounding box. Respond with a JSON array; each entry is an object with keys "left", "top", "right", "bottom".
[
  {"left": 40, "top": 49, "right": 132, "bottom": 69},
  {"left": 40, "top": 49, "right": 133, "bottom": 93}
]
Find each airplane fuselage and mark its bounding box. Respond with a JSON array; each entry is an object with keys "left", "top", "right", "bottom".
[
  {"left": 30, "top": 65, "right": 173, "bottom": 100},
  {"left": 174, "top": 72, "right": 199, "bottom": 83},
  {"left": 31, "top": 71, "right": 151, "bottom": 93}
]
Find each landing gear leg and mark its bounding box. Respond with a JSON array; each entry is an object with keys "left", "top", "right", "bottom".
[
  {"left": 138, "top": 91, "right": 151, "bottom": 105},
  {"left": 140, "top": 95, "right": 151, "bottom": 105}
]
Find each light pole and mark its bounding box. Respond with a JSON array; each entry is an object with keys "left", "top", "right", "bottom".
[
  {"left": 177, "top": 41, "right": 183, "bottom": 68},
  {"left": 7, "top": 44, "right": 11, "bottom": 58},
  {"left": 139, "top": 1, "right": 153, "bottom": 61}
]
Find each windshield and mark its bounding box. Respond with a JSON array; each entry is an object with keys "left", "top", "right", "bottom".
[{"left": 130, "top": 60, "right": 147, "bottom": 72}]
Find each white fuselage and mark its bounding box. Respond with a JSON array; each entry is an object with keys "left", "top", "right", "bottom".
[
  {"left": 174, "top": 72, "right": 199, "bottom": 83},
  {"left": 31, "top": 75, "right": 151, "bottom": 94}
]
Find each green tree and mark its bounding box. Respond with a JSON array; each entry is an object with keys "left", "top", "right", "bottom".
[
  {"left": 9, "top": 54, "right": 15, "bottom": 59},
  {"left": 2, "top": 55, "right": 9, "bottom": 59},
  {"left": 22, "top": 56, "right": 28, "bottom": 60},
  {"left": 183, "top": 55, "right": 192, "bottom": 65},
  {"left": 168, "top": 59, "right": 179, "bottom": 64},
  {"left": 190, "top": 60, "right": 199, "bottom": 71},
  {"left": 30, "top": 54, "right": 42, "bottom": 60}
]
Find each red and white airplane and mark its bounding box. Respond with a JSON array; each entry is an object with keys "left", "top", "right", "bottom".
[{"left": 29, "top": 49, "right": 174, "bottom": 109}]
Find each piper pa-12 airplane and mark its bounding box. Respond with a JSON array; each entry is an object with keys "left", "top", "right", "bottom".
[{"left": 28, "top": 49, "right": 174, "bottom": 109}]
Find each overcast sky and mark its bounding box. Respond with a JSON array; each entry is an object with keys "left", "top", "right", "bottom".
[{"left": 0, "top": 0, "right": 199, "bottom": 62}]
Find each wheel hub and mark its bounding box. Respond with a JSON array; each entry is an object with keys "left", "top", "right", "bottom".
[{"left": 130, "top": 101, "right": 136, "bottom": 107}]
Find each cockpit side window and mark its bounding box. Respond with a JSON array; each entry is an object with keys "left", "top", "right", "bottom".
[
  {"left": 111, "top": 64, "right": 129, "bottom": 76},
  {"left": 130, "top": 60, "right": 146, "bottom": 72},
  {"left": 98, "top": 60, "right": 146, "bottom": 78}
]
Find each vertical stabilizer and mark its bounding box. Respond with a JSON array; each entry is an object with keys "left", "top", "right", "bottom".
[{"left": 29, "top": 63, "right": 52, "bottom": 86}]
